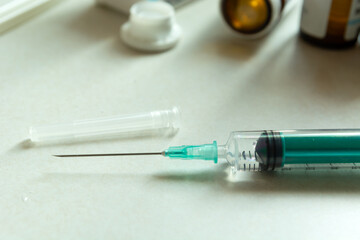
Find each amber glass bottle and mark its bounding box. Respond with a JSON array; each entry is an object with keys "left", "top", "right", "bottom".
[
  {"left": 221, "top": 0, "right": 294, "bottom": 38},
  {"left": 300, "top": 0, "right": 360, "bottom": 48}
]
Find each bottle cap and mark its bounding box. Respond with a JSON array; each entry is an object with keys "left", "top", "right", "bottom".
[{"left": 120, "top": 1, "right": 182, "bottom": 52}]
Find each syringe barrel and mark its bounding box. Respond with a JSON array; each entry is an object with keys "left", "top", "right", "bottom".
[{"left": 220, "top": 129, "right": 360, "bottom": 171}]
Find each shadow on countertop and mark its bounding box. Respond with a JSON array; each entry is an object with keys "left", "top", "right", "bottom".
[
  {"left": 153, "top": 164, "right": 360, "bottom": 194},
  {"left": 67, "top": 3, "right": 127, "bottom": 41},
  {"left": 193, "top": 14, "right": 360, "bottom": 102},
  {"left": 33, "top": 163, "right": 360, "bottom": 195}
]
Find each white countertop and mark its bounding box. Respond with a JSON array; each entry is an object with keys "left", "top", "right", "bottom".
[{"left": 1, "top": 0, "right": 360, "bottom": 239}]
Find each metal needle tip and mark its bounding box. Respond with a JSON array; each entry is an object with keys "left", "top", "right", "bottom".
[{"left": 53, "top": 152, "right": 165, "bottom": 158}]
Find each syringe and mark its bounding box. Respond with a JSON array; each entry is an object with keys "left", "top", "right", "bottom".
[{"left": 55, "top": 129, "right": 360, "bottom": 172}]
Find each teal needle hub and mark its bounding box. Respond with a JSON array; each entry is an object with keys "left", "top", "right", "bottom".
[{"left": 164, "top": 141, "right": 218, "bottom": 163}]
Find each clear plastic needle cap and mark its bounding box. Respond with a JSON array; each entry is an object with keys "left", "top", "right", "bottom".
[{"left": 29, "top": 107, "right": 180, "bottom": 142}]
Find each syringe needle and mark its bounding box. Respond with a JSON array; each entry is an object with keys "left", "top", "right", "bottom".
[{"left": 54, "top": 152, "right": 165, "bottom": 158}]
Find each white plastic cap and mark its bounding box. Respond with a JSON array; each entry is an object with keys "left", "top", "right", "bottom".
[
  {"left": 29, "top": 107, "right": 181, "bottom": 142},
  {"left": 120, "top": 1, "right": 181, "bottom": 52}
]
